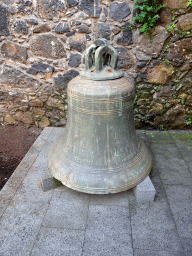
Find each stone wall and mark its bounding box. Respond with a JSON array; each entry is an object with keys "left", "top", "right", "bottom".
[{"left": 0, "top": 0, "right": 191, "bottom": 129}]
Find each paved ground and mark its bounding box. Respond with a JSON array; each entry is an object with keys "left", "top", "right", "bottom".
[{"left": 0, "top": 128, "right": 192, "bottom": 256}]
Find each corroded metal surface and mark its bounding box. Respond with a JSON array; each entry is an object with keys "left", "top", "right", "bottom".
[
  {"left": 48, "top": 76, "right": 152, "bottom": 194},
  {"left": 48, "top": 39, "right": 152, "bottom": 194},
  {"left": 81, "top": 38, "right": 123, "bottom": 80}
]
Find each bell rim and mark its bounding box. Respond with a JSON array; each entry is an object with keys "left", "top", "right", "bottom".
[{"left": 48, "top": 140, "right": 153, "bottom": 194}]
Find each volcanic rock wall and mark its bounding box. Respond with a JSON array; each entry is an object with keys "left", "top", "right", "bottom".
[{"left": 0, "top": 0, "right": 192, "bottom": 129}]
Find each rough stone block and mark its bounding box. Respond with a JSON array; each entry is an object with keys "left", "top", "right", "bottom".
[
  {"left": 95, "top": 23, "right": 111, "bottom": 40},
  {"left": 109, "top": 2, "right": 131, "bottom": 22},
  {"left": 178, "top": 13, "right": 192, "bottom": 31},
  {"left": 133, "top": 176, "right": 156, "bottom": 203},
  {"left": 140, "top": 60, "right": 174, "bottom": 84},
  {"left": 0, "top": 4, "right": 9, "bottom": 36},
  {"left": 163, "top": 0, "right": 188, "bottom": 9},
  {"left": 37, "top": 0, "right": 65, "bottom": 19},
  {"left": 1, "top": 42, "right": 28, "bottom": 62},
  {"left": 30, "top": 34, "right": 66, "bottom": 59},
  {"left": 68, "top": 53, "right": 82, "bottom": 67},
  {"left": 115, "top": 47, "right": 133, "bottom": 69},
  {"left": 78, "top": 0, "right": 101, "bottom": 17},
  {"left": 55, "top": 22, "right": 70, "bottom": 34},
  {"left": 0, "top": 65, "right": 40, "bottom": 90},
  {"left": 116, "top": 21, "right": 133, "bottom": 45},
  {"left": 13, "top": 20, "right": 28, "bottom": 34},
  {"left": 40, "top": 177, "right": 57, "bottom": 192},
  {"left": 54, "top": 69, "right": 79, "bottom": 90}
]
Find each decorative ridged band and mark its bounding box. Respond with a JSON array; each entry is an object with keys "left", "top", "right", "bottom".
[
  {"left": 56, "top": 141, "right": 144, "bottom": 174},
  {"left": 67, "top": 90, "right": 135, "bottom": 103}
]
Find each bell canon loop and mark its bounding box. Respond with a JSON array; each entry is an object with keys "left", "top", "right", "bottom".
[{"left": 48, "top": 38, "right": 152, "bottom": 194}]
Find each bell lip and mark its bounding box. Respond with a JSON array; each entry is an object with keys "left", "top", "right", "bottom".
[
  {"left": 80, "top": 69, "right": 124, "bottom": 81},
  {"left": 48, "top": 163, "right": 152, "bottom": 194},
  {"left": 48, "top": 140, "right": 153, "bottom": 195}
]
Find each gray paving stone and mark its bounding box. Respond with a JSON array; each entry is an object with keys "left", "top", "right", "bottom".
[
  {"left": 83, "top": 204, "right": 133, "bottom": 256},
  {"left": 21, "top": 127, "right": 64, "bottom": 194},
  {"left": 15, "top": 174, "right": 54, "bottom": 204},
  {"left": 42, "top": 188, "right": 90, "bottom": 230},
  {"left": 0, "top": 196, "right": 12, "bottom": 219},
  {"left": 31, "top": 227, "right": 84, "bottom": 256},
  {"left": 147, "top": 132, "right": 192, "bottom": 186},
  {"left": 154, "top": 156, "right": 192, "bottom": 185},
  {"left": 146, "top": 131, "right": 173, "bottom": 145},
  {"left": 0, "top": 127, "right": 54, "bottom": 217},
  {"left": 82, "top": 228, "right": 133, "bottom": 256},
  {"left": 0, "top": 200, "right": 48, "bottom": 256},
  {"left": 87, "top": 204, "right": 130, "bottom": 230},
  {"left": 134, "top": 249, "right": 185, "bottom": 256},
  {"left": 90, "top": 190, "right": 131, "bottom": 207},
  {"left": 130, "top": 199, "right": 183, "bottom": 252},
  {"left": 169, "top": 131, "right": 192, "bottom": 171},
  {"left": 165, "top": 185, "right": 192, "bottom": 239},
  {"left": 182, "top": 238, "right": 192, "bottom": 256}
]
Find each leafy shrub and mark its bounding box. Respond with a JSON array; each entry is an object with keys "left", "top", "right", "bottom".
[
  {"left": 132, "top": 0, "right": 166, "bottom": 39},
  {"left": 187, "top": 0, "right": 192, "bottom": 7}
]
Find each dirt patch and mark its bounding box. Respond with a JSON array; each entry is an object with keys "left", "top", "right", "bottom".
[{"left": 0, "top": 123, "right": 42, "bottom": 190}]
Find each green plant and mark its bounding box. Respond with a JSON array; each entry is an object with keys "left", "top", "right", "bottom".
[
  {"left": 129, "top": 25, "right": 133, "bottom": 30},
  {"left": 177, "top": 99, "right": 185, "bottom": 104},
  {"left": 187, "top": 0, "right": 192, "bottom": 7},
  {"left": 186, "top": 117, "right": 192, "bottom": 125},
  {"left": 170, "top": 24, "right": 176, "bottom": 32},
  {"left": 165, "top": 45, "right": 170, "bottom": 51},
  {"left": 132, "top": 0, "right": 166, "bottom": 39},
  {"left": 120, "top": 27, "right": 124, "bottom": 32},
  {"left": 176, "top": 30, "right": 181, "bottom": 35},
  {"left": 154, "top": 85, "right": 160, "bottom": 91}
]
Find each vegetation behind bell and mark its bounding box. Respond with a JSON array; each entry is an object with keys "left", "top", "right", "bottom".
[{"left": 48, "top": 39, "right": 152, "bottom": 194}]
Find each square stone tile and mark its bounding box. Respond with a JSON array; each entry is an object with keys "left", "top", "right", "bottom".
[
  {"left": 87, "top": 204, "right": 130, "bottom": 230},
  {"left": 134, "top": 249, "right": 185, "bottom": 256},
  {"left": 149, "top": 143, "right": 192, "bottom": 186},
  {"left": 31, "top": 227, "right": 84, "bottom": 256},
  {"left": 90, "top": 190, "right": 131, "bottom": 207},
  {"left": 82, "top": 228, "right": 133, "bottom": 256},
  {"left": 182, "top": 238, "right": 192, "bottom": 256},
  {"left": 130, "top": 199, "right": 182, "bottom": 252},
  {"left": 42, "top": 188, "right": 90, "bottom": 230},
  {"left": 83, "top": 204, "right": 133, "bottom": 256},
  {"left": 170, "top": 132, "right": 192, "bottom": 171},
  {"left": 165, "top": 185, "right": 192, "bottom": 239},
  {"left": 146, "top": 131, "right": 173, "bottom": 145},
  {"left": 0, "top": 200, "right": 48, "bottom": 256}
]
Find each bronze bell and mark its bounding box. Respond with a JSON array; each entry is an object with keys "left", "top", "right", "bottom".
[{"left": 48, "top": 38, "right": 152, "bottom": 194}]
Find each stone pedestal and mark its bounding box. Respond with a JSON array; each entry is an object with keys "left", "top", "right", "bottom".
[{"left": 133, "top": 176, "right": 156, "bottom": 203}]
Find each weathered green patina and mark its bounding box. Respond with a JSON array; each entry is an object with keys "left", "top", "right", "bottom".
[{"left": 81, "top": 38, "right": 124, "bottom": 80}]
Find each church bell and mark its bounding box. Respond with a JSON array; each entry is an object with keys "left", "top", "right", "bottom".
[{"left": 48, "top": 38, "right": 152, "bottom": 194}]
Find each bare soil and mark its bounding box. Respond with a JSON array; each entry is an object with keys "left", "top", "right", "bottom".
[{"left": 0, "top": 123, "right": 42, "bottom": 190}]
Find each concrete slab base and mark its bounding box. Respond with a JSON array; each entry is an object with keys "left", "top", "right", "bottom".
[
  {"left": 40, "top": 169, "right": 63, "bottom": 192},
  {"left": 133, "top": 176, "right": 156, "bottom": 203}
]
